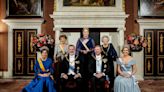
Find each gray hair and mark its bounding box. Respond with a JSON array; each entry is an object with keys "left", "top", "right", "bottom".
[{"left": 101, "top": 35, "right": 109, "bottom": 42}]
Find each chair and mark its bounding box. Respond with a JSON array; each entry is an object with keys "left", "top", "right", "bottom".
[{"left": 88, "top": 79, "right": 111, "bottom": 92}]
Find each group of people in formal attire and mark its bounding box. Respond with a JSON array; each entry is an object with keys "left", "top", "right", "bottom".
[{"left": 22, "top": 28, "right": 141, "bottom": 92}]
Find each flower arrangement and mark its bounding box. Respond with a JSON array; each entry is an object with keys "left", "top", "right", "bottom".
[
  {"left": 127, "top": 33, "right": 147, "bottom": 52},
  {"left": 32, "top": 34, "right": 54, "bottom": 51}
]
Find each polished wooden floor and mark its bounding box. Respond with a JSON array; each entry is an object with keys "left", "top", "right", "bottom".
[{"left": 0, "top": 79, "right": 164, "bottom": 92}]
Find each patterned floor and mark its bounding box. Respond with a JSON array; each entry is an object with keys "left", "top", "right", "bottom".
[{"left": 0, "top": 79, "right": 164, "bottom": 92}]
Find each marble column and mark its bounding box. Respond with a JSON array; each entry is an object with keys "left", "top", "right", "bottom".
[
  {"left": 54, "top": 28, "right": 63, "bottom": 45},
  {"left": 117, "top": 27, "right": 125, "bottom": 55}
]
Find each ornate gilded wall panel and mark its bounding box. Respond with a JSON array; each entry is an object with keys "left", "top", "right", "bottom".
[
  {"left": 158, "top": 57, "right": 164, "bottom": 75},
  {"left": 145, "top": 57, "right": 154, "bottom": 75},
  {"left": 27, "top": 57, "right": 36, "bottom": 75},
  {"left": 13, "top": 29, "right": 37, "bottom": 76},
  {"left": 14, "top": 57, "right": 24, "bottom": 75},
  {"left": 27, "top": 31, "right": 37, "bottom": 57},
  {"left": 157, "top": 31, "right": 164, "bottom": 56},
  {"left": 144, "top": 29, "right": 164, "bottom": 77},
  {"left": 14, "top": 30, "right": 24, "bottom": 56},
  {"left": 144, "top": 30, "right": 154, "bottom": 56}
]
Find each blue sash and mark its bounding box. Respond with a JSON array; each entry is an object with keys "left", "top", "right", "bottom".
[{"left": 119, "top": 58, "right": 138, "bottom": 85}]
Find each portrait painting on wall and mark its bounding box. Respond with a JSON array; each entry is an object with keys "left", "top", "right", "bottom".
[
  {"left": 6, "top": 0, "right": 43, "bottom": 18},
  {"left": 63, "top": 0, "right": 115, "bottom": 6},
  {"left": 139, "top": 0, "right": 164, "bottom": 17}
]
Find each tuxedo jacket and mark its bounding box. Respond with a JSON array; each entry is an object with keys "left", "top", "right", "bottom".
[
  {"left": 88, "top": 53, "right": 111, "bottom": 79},
  {"left": 61, "top": 54, "right": 83, "bottom": 77}
]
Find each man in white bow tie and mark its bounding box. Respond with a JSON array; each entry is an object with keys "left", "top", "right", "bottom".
[
  {"left": 88, "top": 45, "right": 111, "bottom": 92},
  {"left": 60, "top": 45, "right": 83, "bottom": 92}
]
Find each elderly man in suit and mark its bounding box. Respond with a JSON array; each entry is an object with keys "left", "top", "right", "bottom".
[
  {"left": 60, "top": 45, "right": 83, "bottom": 92},
  {"left": 88, "top": 45, "right": 111, "bottom": 92}
]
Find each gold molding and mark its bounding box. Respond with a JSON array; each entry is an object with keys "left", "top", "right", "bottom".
[
  {"left": 30, "top": 34, "right": 34, "bottom": 53},
  {"left": 147, "top": 33, "right": 151, "bottom": 53},
  {"left": 15, "top": 57, "right": 23, "bottom": 74},
  {"left": 148, "top": 60, "right": 151, "bottom": 71},
  {"left": 158, "top": 31, "right": 164, "bottom": 56},
  {"left": 157, "top": 57, "right": 164, "bottom": 75},
  {"left": 160, "top": 34, "right": 163, "bottom": 53},
  {"left": 27, "top": 30, "right": 37, "bottom": 57},
  {"left": 145, "top": 30, "right": 154, "bottom": 57},
  {"left": 15, "top": 30, "right": 24, "bottom": 57},
  {"left": 27, "top": 57, "right": 35, "bottom": 75},
  {"left": 160, "top": 60, "right": 163, "bottom": 71},
  {"left": 18, "top": 34, "right": 22, "bottom": 53},
  {"left": 18, "top": 60, "right": 21, "bottom": 71},
  {"left": 145, "top": 57, "right": 154, "bottom": 75}
]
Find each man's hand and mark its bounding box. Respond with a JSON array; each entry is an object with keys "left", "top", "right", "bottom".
[
  {"left": 95, "top": 73, "right": 104, "bottom": 79},
  {"left": 62, "top": 73, "right": 68, "bottom": 79},
  {"left": 74, "top": 73, "right": 81, "bottom": 79}
]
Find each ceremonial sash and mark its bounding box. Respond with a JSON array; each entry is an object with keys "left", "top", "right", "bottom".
[
  {"left": 38, "top": 58, "right": 46, "bottom": 72},
  {"left": 80, "top": 39, "right": 90, "bottom": 51},
  {"left": 59, "top": 45, "right": 65, "bottom": 55}
]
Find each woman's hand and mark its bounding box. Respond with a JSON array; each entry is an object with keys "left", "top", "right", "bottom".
[
  {"left": 121, "top": 72, "right": 131, "bottom": 78},
  {"left": 38, "top": 73, "right": 51, "bottom": 77},
  {"left": 50, "top": 75, "right": 54, "bottom": 80},
  {"left": 44, "top": 73, "right": 51, "bottom": 77}
]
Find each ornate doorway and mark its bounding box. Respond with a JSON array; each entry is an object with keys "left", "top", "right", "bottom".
[
  {"left": 13, "top": 29, "right": 37, "bottom": 76},
  {"left": 144, "top": 29, "right": 164, "bottom": 78}
]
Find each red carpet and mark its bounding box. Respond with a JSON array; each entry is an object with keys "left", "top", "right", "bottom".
[{"left": 0, "top": 79, "right": 164, "bottom": 92}]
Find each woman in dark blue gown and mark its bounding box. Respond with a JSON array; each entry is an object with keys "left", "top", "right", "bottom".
[
  {"left": 76, "top": 28, "right": 95, "bottom": 91},
  {"left": 76, "top": 28, "right": 95, "bottom": 79},
  {"left": 101, "top": 35, "right": 118, "bottom": 89},
  {"left": 22, "top": 46, "right": 56, "bottom": 92}
]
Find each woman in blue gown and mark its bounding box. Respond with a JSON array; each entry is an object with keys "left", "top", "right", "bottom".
[
  {"left": 22, "top": 46, "right": 56, "bottom": 92},
  {"left": 101, "top": 35, "right": 118, "bottom": 88},
  {"left": 114, "top": 46, "right": 140, "bottom": 92},
  {"left": 76, "top": 28, "right": 95, "bottom": 91},
  {"left": 76, "top": 28, "right": 95, "bottom": 79}
]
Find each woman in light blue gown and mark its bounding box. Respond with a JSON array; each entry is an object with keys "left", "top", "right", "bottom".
[
  {"left": 22, "top": 46, "right": 56, "bottom": 92},
  {"left": 114, "top": 46, "right": 140, "bottom": 92}
]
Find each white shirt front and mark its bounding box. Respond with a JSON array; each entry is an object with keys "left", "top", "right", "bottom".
[
  {"left": 68, "top": 54, "right": 75, "bottom": 75},
  {"left": 96, "top": 54, "right": 102, "bottom": 73}
]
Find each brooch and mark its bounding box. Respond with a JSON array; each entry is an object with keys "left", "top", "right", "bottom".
[{"left": 103, "top": 58, "right": 108, "bottom": 63}]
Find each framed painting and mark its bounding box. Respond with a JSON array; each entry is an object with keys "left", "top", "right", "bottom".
[
  {"left": 63, "top": 0, "right": 115, "bottom": 6},
  {"left": 6, "top": 0, "right": 43, "bottom": 18},
  {"left": 56, "top": 0, "right": 123, "bottom": 12},
  {"left": 138, "top": 0, "right": 164, "bottom": 18}
]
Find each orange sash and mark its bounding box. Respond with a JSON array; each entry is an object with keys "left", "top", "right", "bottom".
[{"left": 38, "top": 58, "right": 46, "bottom": 72}]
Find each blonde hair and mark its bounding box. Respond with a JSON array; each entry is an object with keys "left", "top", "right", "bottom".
[
  {"left": 82, "top": 28, "right": 89, "bottom": 32},
  {"left": 121, "top": 45, "right": 131, "bottom": 55}
]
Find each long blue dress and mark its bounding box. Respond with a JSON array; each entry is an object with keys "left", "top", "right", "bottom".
[
  {"left": 114, "top": 58, "right": 141, "bottom": 92},
  {"left": 22, "top": 58, "right": 56, "bottom": 92},
  {"left": 76, "top": 37, "right": 95, "bottom": 78}
]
